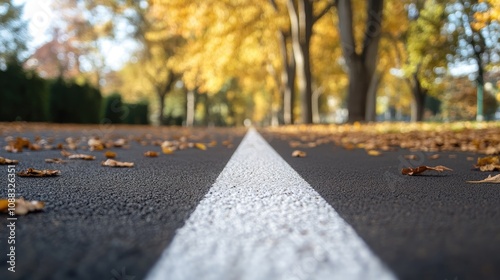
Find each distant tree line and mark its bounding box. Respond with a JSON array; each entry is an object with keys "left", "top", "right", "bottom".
[{"left": 0, "top": 63, "right": 149, "bottom": 124}]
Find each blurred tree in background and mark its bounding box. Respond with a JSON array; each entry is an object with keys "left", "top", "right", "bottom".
[{"left": 1, "top": 0, "right": 499, "bottom": 125}]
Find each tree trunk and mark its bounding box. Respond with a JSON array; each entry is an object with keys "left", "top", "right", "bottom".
[
  {"left": 186, "top": 89, "right": 195, "bottom": 127},
  {"left": 278, "top": 31, "right": 296, "bottom": 125},
  {"left": 337, "top": 0, "right": 384, "bottom": 123},
  {"left": 157, "top": 91, "right": 167, "bottom": 125},
  {"left": 156, "top": 70, "right": 177, "bottom": 125},
  {"left": 410, "top": 75, "right": 427, "bottom": 122},
  {"left": 346, "top": 56, "right": 370, "bottom": 122},
  {"left": 312, "top": 87, "right": 323, "bottom": 123},
  {"left": 365, "top": 71, "right": 381, "bottom": 122},
  {"left": 287, "top": 0, "right": 313, "bottom": 124}
]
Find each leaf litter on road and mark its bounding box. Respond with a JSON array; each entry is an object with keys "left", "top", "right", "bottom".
[
  {"left": 0, "top": 156, "right": 19, "bottom": 165},
  {"left": 18, "top": 168, "right": 61, "bottom": 177},
  {"left": 0, "top": 197, "right": 45, "bottom": 215},
  {"left": 102, "top": 159, "right": 134, "bottom": 168},
  {"left": 467, "top": 174, "right": 500, "bottom": 184}
]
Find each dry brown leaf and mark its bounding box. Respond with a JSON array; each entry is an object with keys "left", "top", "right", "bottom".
[
  {"left": 448, "top": 154, "right": 457, "bottom": 159},
  {"left": 0, "top": 197, "right": 45, "bottom": 215},
  {"left": 195, "top": 143, "right": 207, "bottom": 150},
  {"left": 104, "top": 151, "right": 117, "bottom": 159},
  {"left": 222, "top": 140, "right": 233, "bottom": 146},
  {"left": 45, "top": 158, "right": 66, "bottom": 164},
  {"left": 367, "top": 150, "right": 381, "bottom": 156},
  {"left": 208, "top": 140, "right": 217, "bottom": 147},
  {"left": 404, "top": 155, "right": 418, "bottom": 160},
  {"left": 477, "top": 164, "right": 500, "bottom": 172},
  {"left": 101, "top": 159, "right": 134, "bottom": 167},
  {"left": 68, "top": 154, "right": 96, "bottom": 160},
  {"left": 476, "top": 156, "right": 499, "bottom": 166},
  {"left": 114, "top": 138, "right": 126, "bottom": 147},
  {"left": 88, "top": 138, "right": 104, "bottom": 151},
  {"left": 401, "top": 165, "right": 453, "bottom": 176},
  {"left": 428, "top": 154, "right": 440, "bottom": 160},
  {"left": 60, "top": 150, "right": 72, "bottom": 157},
  {"left": 467, "top": 156, "right": 475, "bottom": 161},
  {"left": 292, "top": 150, "right": 307, "bottom": 157},
  {"left": 144, "top": 151, "right": 159, "bottom": 157},
  {"left": 467, "top": 174, "right": 500, "bottom": 184},
  {"left": 0, "top": 157, "right": 19, "bottom": 165},
  {"left": 18, "top": 168, "right": 61, "bottom": 177}
]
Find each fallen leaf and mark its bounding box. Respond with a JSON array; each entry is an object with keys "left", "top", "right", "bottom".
[
  {"left": 195, "top": 143, "right": 207, "bottom": 150},
  {"left": 367, "top": 150, "right": 381, "bottom": 156},
  {"left": 208, "top": 140, "right": 217, "bottom": 147},
  {"left": 0, "top": 197, "right": 45, "bottom": 215},
  {"left": 101, "top": 159, "right": 134, "bottom": 168},
  {"left": 428, "top": 154, "right": 440, "bottom": 160},
  {"left": 476, "top": 156, "right": 499, "bottom": 167},
  {"left": 144, "top": 151, "right": 159, "bottom": 157},
  {"left": 404, "top": 155, "right": 418, "bottom": 160},
  {"left": 401, "top": 165, "right": 453, "bottom": 176},
  {"left": 477, "top": 164, "right": 500, "bottom": 172},
  {"left": 61, "top": 150, "right": 72, "bottom": 157},
  {"left": 45, "top": 158, "right": 66, "bottom": 164},
  {"left": 68, "top": 154, "right": 96, "bottom": 160},
  {"left": 18, "top": 168, "right": 61, "bottom": 177},
  {"left": 292, "top": 150, "right": 307, "bottom": 157},
  {"left": 104, "top": 151, "right": 117, "bottom": 159},
  {"left": 114, "top": 138, "right": 126, "bottom": 147},
  {"left": 467, "top": 174, "right": 500, "bottom": 184},
  {"left": 88, "top": 138, "right": 104, "bottom": 151},
  {"left": 466, "top": 156, "right": 475, "bottom": 161},
  {"left": 0, "top": 157, "right": 19, "bottom": 165},
  {"left": 448, "top": 154, "right": 457, "bottom": 159},
  {"left": 162, "top": 146, "right": 174, "bottom": 154}
]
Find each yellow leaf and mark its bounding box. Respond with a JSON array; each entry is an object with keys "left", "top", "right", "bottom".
[
  {"left": 162, "top": 146, "right": 174, "bottom": 154},
  {"left": 195, "top": 143, "right": 207, "bottom": 150},
  {"left": 367, "top": 150, "right": 381, "bottom": 156}
]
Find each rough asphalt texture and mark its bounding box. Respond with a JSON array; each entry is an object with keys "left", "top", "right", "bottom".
[
  {"left": 0, "top": 125, "right": 242, "bottom": 280},
  {"left": 263, "top": 131, "right": 500, "bottom": 280},
  {"left": 0, "top": 124, "right": 499, "bottom": 280}
]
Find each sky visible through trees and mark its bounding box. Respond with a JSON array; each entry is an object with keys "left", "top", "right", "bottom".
[{"left": 1, "top": 0, "right": 500, "bottom": 125}]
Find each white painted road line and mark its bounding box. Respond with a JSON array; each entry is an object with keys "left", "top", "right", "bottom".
[{"left": 146, "top": 128, "right": 396, "bottom": 280}]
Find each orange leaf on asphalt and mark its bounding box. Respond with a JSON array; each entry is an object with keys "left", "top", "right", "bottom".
[
  {"left": 401, "top": 165, "right": 453, "bottom": 176},
  {"left": 428, "top": 154, "right": 440, "bottom": 160},
  {"left": 0, "top": 157, "right": 19, "bottom": 165},
  {"left": 101, "top": 159, "right": 134, "bottom": 167},
  {"left": 292, "top": 150, "right": 307, "bottom": 157},
  {"left": 104, "top": 151, "right": 117, "bottom": 158},
  {"left": 162, "top": 146, "right": 174, "bottom": 154},
  {"left": 18, "top": 168, "right": 61, "bottom": 177},
  {"left": 144, "top": 151, "right": 159, "bottom": 157},
  {"left": 61, "top": 150, "right": 72, "bottom": 157}
]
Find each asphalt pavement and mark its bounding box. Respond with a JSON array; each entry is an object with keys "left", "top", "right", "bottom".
[
  {"left": 263, "top": 130, "right": 500, "bottom": 280},
  {"left": 0, "top": 124, "right": 243, "bottom": 280},
  {"left": 1, "top": 124, "right": 499, "bottom": 280}
]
